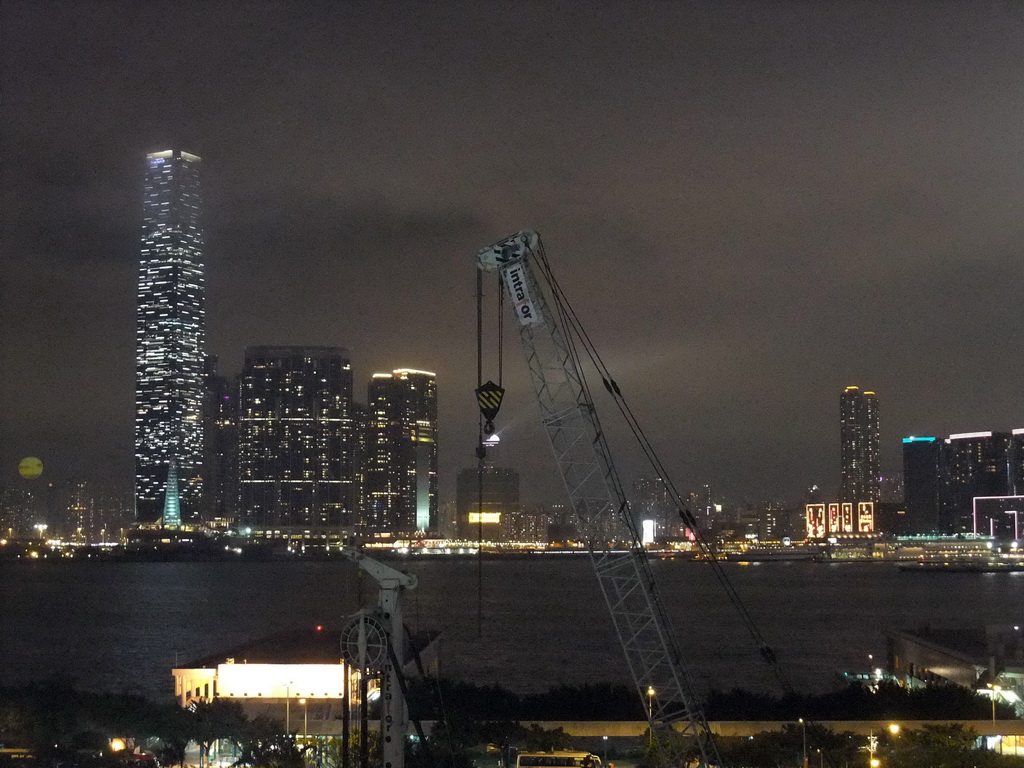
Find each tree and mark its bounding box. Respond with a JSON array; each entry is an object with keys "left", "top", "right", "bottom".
[
  {"left": 232, "top": 714, "right": 304, "bottom": 768},
  {"left": 189, "top": 698, "right": 247, "bottom": 767},
  {"left": 882, "top": 723, "right": 1024, "bottom": 768}
]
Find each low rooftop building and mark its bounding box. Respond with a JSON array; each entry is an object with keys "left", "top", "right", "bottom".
[{"left": 172, "top": 625, "right": 441, "bottom": 736}]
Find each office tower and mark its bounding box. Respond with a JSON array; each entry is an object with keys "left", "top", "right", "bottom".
[
  {"left": 1012, "top": 429, "right": 1024, "bottom": 496},
  {"left": 65, "top": 480, "right": 133, "bottom": 543},
  {"left": 203, "top": 357, "right": 236, "bottom": 526},
  {"left": 135, "top": 150, "right": 205, "bottom": 524},
  {"left": 903, "top": 429, "right": 1024, "bottom": 536},
  {"left": 456, "top": 437, "right": 518, "bottom": 541},
  {"left": 456, "top": 465, "right": 519, "bottom": 541},
  {"left": 902, "top": 437, "right": 942, "bottom": 534},
  {"left": 632, "top": 476, "right": 679, "bottom": 540},
  {"left": 363, "top": 369, "right": 438, "bottom": 535},
  {"left": 839, "top": 386, "right": 880, "bottom": 503},
  {"left": 944, "top": 430, "right": 1012, "bottom": 535},
  {"left": 236, "top": 347, "right": 355, "bottom": 533},
  {"left": 350, "top": 401, "right": 369, "bottom": 524}
]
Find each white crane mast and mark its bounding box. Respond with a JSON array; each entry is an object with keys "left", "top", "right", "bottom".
[{"left": 477, "top": 231, "right": 721, "bottom": 767}]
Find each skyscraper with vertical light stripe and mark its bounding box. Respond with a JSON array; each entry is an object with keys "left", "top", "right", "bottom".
[
  {"left": 840, "top": 386, "right": 880, "bottom": 504},
  {"left": 135, "top": 150, "right": 205, "bottom": 524},
  {"left": 363, "top": 369, "right": 438, "bottom": 535}
]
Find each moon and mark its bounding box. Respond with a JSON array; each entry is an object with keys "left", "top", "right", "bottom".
[{"left": 18, "top": 457, "right": 43, "bottom": 480}]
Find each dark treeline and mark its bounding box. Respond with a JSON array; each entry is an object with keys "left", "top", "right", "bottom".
[
  {"left": 0, "top": 682, "right": 301, "bottom": 768},
  {"left": 406, "top": 680, "right": 642, "bottom": 721},
  {"left": 704, "top": 680, "right": 1016, "bottom": 721},
  {"left": 407, "top": 678, "right": 1015, "bottom": 722},
  {"left": 3, "top": 678, "right": 1016, "bottom": 768}
]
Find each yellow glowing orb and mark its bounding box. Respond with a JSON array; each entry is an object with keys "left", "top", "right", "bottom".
[{"left": 18, "top": 457, "right": 43, "bottom": 480}]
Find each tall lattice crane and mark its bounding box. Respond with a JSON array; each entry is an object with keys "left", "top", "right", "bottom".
[{"left": 476, "top": 231, "right": 723, "bottom": 767}]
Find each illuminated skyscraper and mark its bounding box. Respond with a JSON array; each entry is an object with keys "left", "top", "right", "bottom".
[
  {"left": 236, "top": 347, "right": 355, "bottom": 533},
  {"left": 135, "top": 150, "right": 205, "bottom": 524},
  {"left": 363, "top": 369, "right": 437, "bottom": 535},
  {"left": 632, "top": 476, "right": 679, "bottom": 539},
  {"left": 839, "top": 386, "right": 880, "bottom": 504}
]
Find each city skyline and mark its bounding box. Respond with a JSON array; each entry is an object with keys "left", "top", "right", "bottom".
[{"left": 6, "top": 3, "right": 1024, "bottom": 506}]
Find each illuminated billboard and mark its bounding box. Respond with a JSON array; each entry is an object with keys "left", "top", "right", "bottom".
[
  {"left": 841, "top": 503, "right": 854, "bottom": 533},
  {"left": 806, "top": 504, "right": 825, "bottom": 538},
  {"left": 857, "top": 502, "right": 874, "bottom": 533},
  {"left": 216, "top": 662, "right": 347, "bottom": 698},
  {"left": 468, "top": 512, "right": 501, "bottom": 524},
  {"left": 805, "top": 501, "right": 874, "bottom": 537}
]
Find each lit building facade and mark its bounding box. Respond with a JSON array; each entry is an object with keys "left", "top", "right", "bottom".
[
  {"left": 805, "top": 501, "right": 875, "bottom": 538},
  {"left": 135, "top": 150, "right": 205, "bottom": 524},
  {"left": 456, "top": 465, "right": 519, "bottom": 541},
  {"left": 945, "top": 431, "right": 1011, "bottom": 524},
  {"left": 900, "top": 429, "right": 1024, "bottom": 536},
  {"left": 632, "top": 476, "right": 680, "bottom": 540},
  {"left": 172, "top": 626, "right": 440, "bottom": 739},
  {"left": 236, "top": 347, "right": 355, "bottom": 534},
  {"left": 65, "top": 480, "right": 133, "bottom": 543},
  {"left": 363, "top": 369, "right": 437, "bottom": 536},
  {"left": 840, "top": 386, "right": 880, "bottom": 504}
]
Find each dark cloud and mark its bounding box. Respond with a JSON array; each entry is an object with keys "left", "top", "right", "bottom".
[{"left": 4, "top": 1, "right": 1024, "bottom": 503}]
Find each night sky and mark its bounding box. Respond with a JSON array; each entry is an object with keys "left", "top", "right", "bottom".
[{"left": 4, "top": 2, "right": 1024, "bottom": 506}]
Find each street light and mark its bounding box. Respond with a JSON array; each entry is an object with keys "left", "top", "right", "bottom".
[
  {"left": 647, "top": 687, "right": 655, "bottom": 746},
  {"left": 799, "top": 718, "right": 807, "bottom": 768},
  {"left": 867, "top": 731, "right": 878, "bottom": 767},
  {"left": 285, "top": 682, "right": 294, "bottom": 734},
  {"left": 990, "top": 684, "right": 1002, "bottom": 754},
  {"left": 602, "top": 735, "right": 608, "bottom": 765},
  {"left": 300, "top": 698, "right": 308, "bottom": 742}
]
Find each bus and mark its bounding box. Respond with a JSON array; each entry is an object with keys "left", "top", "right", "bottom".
[{"left": 515, "top": 752, "right": 601, "bottom": 767}]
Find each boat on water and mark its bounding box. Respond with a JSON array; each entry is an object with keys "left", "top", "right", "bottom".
[
  {"left": 899, "top": 558, "right": 1024, "bottom": 573},
  {"left": 725, "top": 547, "right": 823, "bottom": 563}
]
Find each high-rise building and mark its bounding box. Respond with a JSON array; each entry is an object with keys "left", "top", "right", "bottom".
[
  {"left": 65, "top": 480, "right": 133, "bottom": 543},
  {"left": 902, "top": 436, "right": 942, "bottom": 533},
  {"left": 363, "top": 369, "right": 438, "bottom": 536},
  {"left": 839, "top": 386, "right": 880, "bottom": 504},
  {"left": 236, "top": 346, "right": 355, "bottom": 534},
  {"left": 632, "top": 476, "right": 679, "bottom": 540},
  {"left": 203, "top": 356, "right": 236, "bottom": 526},
  {"left": 944, "top": 430, "right": 1012, "bottom": 535},
  {"left": 135, "top": 150, "right": 205, "bottom": 524},
  {"left": 456, "top": 465, "right": 519, "bottom": 541},
  {"left": 902, "top": 429, "right": 1024, "bottom": 536}
]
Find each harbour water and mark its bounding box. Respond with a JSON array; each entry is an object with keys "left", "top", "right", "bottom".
[{"left": 1, "top": 556, "right": 1021, "bottom": 700}]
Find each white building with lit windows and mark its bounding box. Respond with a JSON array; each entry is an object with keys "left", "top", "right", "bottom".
[{"left": 171, "top": 626, "right": 440, "bottom": 736}]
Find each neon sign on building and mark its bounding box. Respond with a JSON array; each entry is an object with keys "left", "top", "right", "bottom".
[{"left": 806, "top": 502, "right": 874, "bottom": 538}]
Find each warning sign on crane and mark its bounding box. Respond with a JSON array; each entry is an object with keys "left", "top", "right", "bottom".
[{"left": 475, "top": 380, "right": 505, "bottom": 434}]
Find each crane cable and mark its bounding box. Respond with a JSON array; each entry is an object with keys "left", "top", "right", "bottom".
[
  {"left": 474, "top": 271, "right": 507, "bottom": 640},
  {"left": 530, "top": 242, "right": 795, "bottom": 697},
  {"left": 476, "top": 268, "right": 485, "bottom": 639}
]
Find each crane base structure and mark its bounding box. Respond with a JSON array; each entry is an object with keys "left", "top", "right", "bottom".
[{"left": 340, "top": 547, "right": 419, "bottom": 768}]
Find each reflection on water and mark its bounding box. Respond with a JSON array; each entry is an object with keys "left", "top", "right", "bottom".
[{"left": 1, "top": 558, "right": 1020, "bottom": 699}]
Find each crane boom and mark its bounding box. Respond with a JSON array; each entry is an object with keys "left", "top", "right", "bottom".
[{"left": 477, "top": 231, "right": 721, "bottom": 767}]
